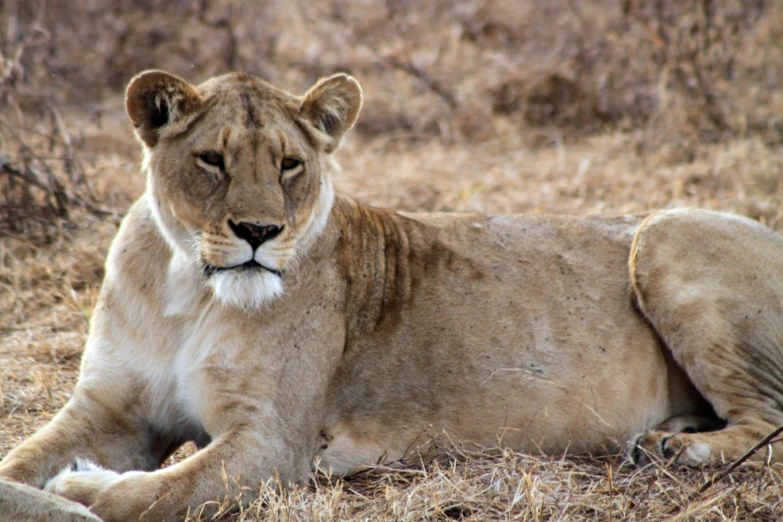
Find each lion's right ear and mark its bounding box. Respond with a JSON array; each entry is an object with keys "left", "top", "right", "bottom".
[
  {"left": 299, "top": 74, "right": 363, "bottom": 153},
  {"left": 125, "top": 70, "right": 203, "bottom": 148}
]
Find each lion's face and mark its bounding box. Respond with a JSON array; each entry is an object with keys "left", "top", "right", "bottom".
[{"left": 125, "top": 71, "right": 362, "bottom": 309}]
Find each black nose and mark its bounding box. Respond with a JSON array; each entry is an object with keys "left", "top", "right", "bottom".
[{"left": 228, "top": 220, "right": 284, "bottom": 250}]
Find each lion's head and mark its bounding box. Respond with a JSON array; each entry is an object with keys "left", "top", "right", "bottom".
[{"left": 125, "top": 71, "right": 362, "bottom": 309}]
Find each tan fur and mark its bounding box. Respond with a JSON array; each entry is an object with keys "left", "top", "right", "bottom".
[
  {"left": 0, "top": 479, "right": 101, "bottom": 521},
  {"left": 2, "top": 71, "right": 783, "bottom": 521}
]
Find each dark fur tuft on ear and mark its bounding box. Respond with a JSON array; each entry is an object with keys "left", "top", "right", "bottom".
[
  {"left": 125, "top": 70, "right": 202, "bottom": 147},
  {"left": 299, "top": 74, "right": 363, "bottom": 152}
]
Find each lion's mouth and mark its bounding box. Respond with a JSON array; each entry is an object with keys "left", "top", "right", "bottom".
[{"left": 203, "top": 260, "right": 282, "bottom": 278}]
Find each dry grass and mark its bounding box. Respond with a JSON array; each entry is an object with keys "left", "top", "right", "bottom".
[
  {"left": 2, "top": 1, "right": 783, "bottom": 520},
  {"left": 229, "top": 455, "right": 783, "bottom": 522}
]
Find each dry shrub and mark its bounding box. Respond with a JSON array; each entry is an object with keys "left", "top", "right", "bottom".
[
  {"left": 0, "top": 0, "right": 96, "bottom": 243},
  {"left": 36, "top": 0, "right": 240, "bottom": 97}
]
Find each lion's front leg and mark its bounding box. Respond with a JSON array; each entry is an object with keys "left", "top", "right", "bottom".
[
  {"left": 48, "top": 428, "right": 306, "bottom": 522},
  {"left": 0, "top": 384, "right": 156, "bottom": 489}
]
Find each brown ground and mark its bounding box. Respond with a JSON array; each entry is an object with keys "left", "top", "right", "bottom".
[{"left": 2, "top": 1, "right": 783, "bottom": 520}]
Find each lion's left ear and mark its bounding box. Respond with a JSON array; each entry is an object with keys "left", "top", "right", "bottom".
[
  {"left": 125, "top": 70, "right": 203, "bottom": 148},
  {"left": 299, "top": 74, "right": 363, "bottom": 152}
]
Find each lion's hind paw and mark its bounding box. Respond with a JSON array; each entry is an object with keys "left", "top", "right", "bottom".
[{"left": 627, "top": 431, "right": 714, "bottom": 468}]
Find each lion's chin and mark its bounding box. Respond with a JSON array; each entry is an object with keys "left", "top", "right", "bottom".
[{"left": 207, "top": 269, "right": 284, "bottom": 310}]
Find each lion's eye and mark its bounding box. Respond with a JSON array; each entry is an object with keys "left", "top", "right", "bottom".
[
  {"left": 280, "top": 157, "right": 304, "bottom": 183},
  {"left": 281, "top": 157, "right": 301, "bottom": 171},
  {"left": 197, "top": 152, "right": 225, "bottom": 171}
]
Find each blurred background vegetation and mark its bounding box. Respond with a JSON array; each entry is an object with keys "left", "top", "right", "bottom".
[{"left": 1, "top": 0, "right": 782, "bottom": 241}]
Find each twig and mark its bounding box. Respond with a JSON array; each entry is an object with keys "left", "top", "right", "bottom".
[
  {"left": 381, "top": 55, "right": 458, "bottom": 110},
  {"left": 46, "top": 99, "right": 90, "bottom": 193},
  {"left": 1, "top": 159, "right": 49, "bottom": 191}
]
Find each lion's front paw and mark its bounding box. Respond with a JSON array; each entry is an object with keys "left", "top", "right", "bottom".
[
  {"left": 627, "top": 431, "right": 714, "bottom": 467},
  {"left": 45, "top": 458, "right": 121, "bottom": 506}
]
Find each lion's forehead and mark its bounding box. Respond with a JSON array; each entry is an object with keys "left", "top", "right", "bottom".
[
  {"left": 199, "top": 74, "right": 299, "bottom": 126},
  {"left": 189, "top": 100, "right": 304, "bottom": 160}
]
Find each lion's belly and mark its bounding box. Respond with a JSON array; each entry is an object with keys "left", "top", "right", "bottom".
[
  {"left": 321, "top": 290, "right": 676, "bottom": 473},
  {"left": 319, "top": 331, "right": 671, "bottom": 475},
  {"left": 321, "top": 327, "right": 672, "bottom": 475},
  {"left": 321, "top": 214, "right": 683, "bottom": 473}
]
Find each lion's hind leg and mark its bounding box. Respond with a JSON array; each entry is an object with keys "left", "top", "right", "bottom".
[{"left": 629, "top": 209, "right": 783, "bottom": 467}]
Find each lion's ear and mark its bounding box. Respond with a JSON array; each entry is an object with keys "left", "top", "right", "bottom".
[
  {"left": 299, "top": 74, "right": 363, "bottom": 152},
  {"left": 125, "top": 70, "right": 203, "bottom": 148}
]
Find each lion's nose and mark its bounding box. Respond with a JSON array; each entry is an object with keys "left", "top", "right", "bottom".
[{"left": 228, "top": 220, "right": 284, "bottom": 250}]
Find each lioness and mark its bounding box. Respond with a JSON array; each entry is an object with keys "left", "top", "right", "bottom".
[{"left": 2, "top": 70, "right": 783, "bottom": 521}]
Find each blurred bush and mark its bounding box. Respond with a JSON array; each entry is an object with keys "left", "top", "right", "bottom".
[
  {"left": 2, "top": 0, "right": 781, "bottom": 240},
  {"left": 24, "top": 0, "right": 780, "bottom": 144},
  {"left": 1, "top": 0, "right": 95, "bottom": 242}
]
